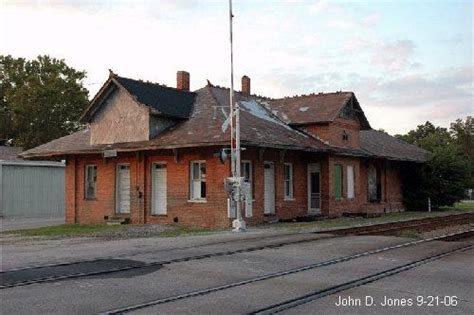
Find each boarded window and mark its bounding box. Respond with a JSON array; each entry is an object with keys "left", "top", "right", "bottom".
[
  {"left": 347, "top": 165, "right": 354, "bottom": 199},
  {"left": 284, "top": 163, "right": 294, "bottom": 199},
  {"left": 152, "top": 163, "right": 167, "bottom": 215},
  {"left": 368, "top": 164, "right": 382, "bottom": 202},
  {"left": 85, "top": 165, "right": 97, "bottom": 199},
  {"left": 334, "top": 164, "right": 343, "bottom": 200},
  {"left": 241, "top": 161, "right": 253, "bottom": 197},
  {"left": 241, "top": 160, "right": 253, "bottom": 217},
  {"left": 190, "top": 161, "right": 206, "bottom": 200}
]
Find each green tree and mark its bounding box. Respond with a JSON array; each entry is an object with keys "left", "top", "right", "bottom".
[
  {"left": 396, "top": 121, "right": 452, "bottom": 152},
  {"left": 399, "top": 118, "right": 472, "bottom": 210},
  {"left": 450, "top": 116, "right": 474, "bottom": 188},
  {"left": 0, "top": 55, "right": 88, "bottom": 149}
]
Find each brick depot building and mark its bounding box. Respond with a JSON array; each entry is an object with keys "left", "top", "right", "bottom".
[{"left": 21, "top": 71, "right": 430, "bottom": 228}]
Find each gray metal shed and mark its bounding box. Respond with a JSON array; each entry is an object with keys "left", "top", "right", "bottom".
[{"left": 0, "top": 160, "right": 65, "bottom": 218}]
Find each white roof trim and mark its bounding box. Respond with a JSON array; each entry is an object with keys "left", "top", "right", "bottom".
[{"left": 0, "top": 160, "right": 65, "bottom": 167}]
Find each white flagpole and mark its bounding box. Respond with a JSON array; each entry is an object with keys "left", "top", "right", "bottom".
[
  {"left": 229, "top": 0, "right": 235, "bottom": 180},
  {"left": 229, "top": 0, "right": 245, "bottom": 232}
]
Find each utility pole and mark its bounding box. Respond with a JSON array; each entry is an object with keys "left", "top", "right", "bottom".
[{"left": 229, "top": 0, "right": 245, "bottom": 232}]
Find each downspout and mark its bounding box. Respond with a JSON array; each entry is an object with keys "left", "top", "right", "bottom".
[
  {"left": 74, "top": 156, "right": 78, "bottom": 223},
  {"left": 0, "top": 162, "right": 3, "bottom": 217},
  {"left": 384, "top": 160, "right": 389, "bottom": 212}
]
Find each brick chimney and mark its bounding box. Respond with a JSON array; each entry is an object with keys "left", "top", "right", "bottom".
[
  {"left": 242, "top": 75, "right": 250, "bottom": 95},
  {"left": 177, "top": 71, "right": 190, "bottom": 91}
]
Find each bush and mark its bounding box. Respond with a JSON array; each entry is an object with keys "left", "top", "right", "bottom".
[{"left": 401, "top": 144, "right": 470, "bottom": 210}]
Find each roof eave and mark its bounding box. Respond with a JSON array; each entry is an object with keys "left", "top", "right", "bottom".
[{"left": 79, "top": 73, "right": 117, "bottom": 123}]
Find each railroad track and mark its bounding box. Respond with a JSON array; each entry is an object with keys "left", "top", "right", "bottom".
[
  {"left": 2, "top": 213, "right": 471, "bottom": 289},
  {"left": 0, "top": 234, "right": 334, "bottom": 289},
  {"left": 250, "top": 243, "right": 473, "bottom": 315},
  {"left": 0, "top": 231, "right": 303, "bottom": 273},
  {"left": 321, "top": 212, "right": 474, "bottom": 236},
  {"left": 100, "top": 229, "right": 473, "bottom": 314}
]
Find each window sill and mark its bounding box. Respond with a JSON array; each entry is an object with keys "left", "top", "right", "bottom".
[
  {"left": 150, "top": 214, "right": 168, "bottom": 217},
  {"left": 84, "top": 198, "right": 97, "bottom": 201},
  {"left": 369, "top": 200, "right": 382, "bottom": 204},
  {"left": 188, "top": 199, "right": 207, "bottom": 203},
  {"left": 335, "top": 198, "right": 343, "bottom": 201},
  {"left": 284, "top": 198, "right": 295, "bottom": 201}
]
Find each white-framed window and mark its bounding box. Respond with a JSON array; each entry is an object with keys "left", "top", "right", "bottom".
[
  {"left": 347, "top": 165, "right": 355, "bottom": 199},
  {"left": 85, "top": 165, "right": 97, "bottom": 199},
  {"left": 284, "top": 163, "right": 294, "bottom": 199},
  {"left": 190, "top": 161, "right": 206, "bottom": 200}
]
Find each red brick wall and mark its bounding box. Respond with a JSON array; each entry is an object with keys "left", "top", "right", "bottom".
[
  {"left": 65, "top": 147, "right": 231, "bottom": 228},
  {"left": 65, "top": 156, "right": 77, "bottom": 223},
  {"left": 357, "top": 159, "right": 404, "bottom": 214},
  {"left": 239, "top": 148, "right": 320, "bottom": 224},
  {"left": 145, "top": 147, "right": 231, "bottom": 228},
  {"left": 301, "top": 118, "right": 360, "bottom": 148},
  {"left": 322, "top": 157, "right": 405, "bottom": 216},
  {"left": 325, "top": 156, "right": 362, "bottom": 216},
  {"left": 66, "top": 153, "right": 139, "bottom": 224},
  {"left": 65, "top": 147, "right": 406, "bottom": 227}
]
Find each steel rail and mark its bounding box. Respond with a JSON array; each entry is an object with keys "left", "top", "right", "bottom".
[
  {"left": 2, "top": 213, "right": 471, "bottom": 288},
  {"left": 99, "top": 229, "right": 473, "bottom": 314},
  {"left": 4, "top": 212, "right": 471, "bottom": 274},
  {"left": 250, "top": 243, "right": 473, "bottom": 314},
  {"left": 323, "top": 212, "right": 473, "bottom": 235},
  {"left": 0, "top": 231, "right": 303, "bottom": 273},
  {"left": 0, "top": 234, "right": 335, "bottom": 289}
]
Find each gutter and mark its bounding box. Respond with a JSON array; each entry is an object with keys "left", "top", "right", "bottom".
[{"left": 0, "top": 160, "right": 65, "bottom": 167}]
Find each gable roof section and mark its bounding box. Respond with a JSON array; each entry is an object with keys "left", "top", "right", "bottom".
[
  {"left": 360, "top": 130, "right": 431, "bottom": 162},
  {"left": 0, "top": 146, "right": 23, "bottom": 160},
  {"left": 266, "top": 92, "right": 371, "bottom": 129},
  {"left": 114, "top": 75, "right": 195, "bottom": 119},
  {"left": 207, "top": 85, "right": 331, "bottom": 151},
  {"left": 20, "top": 74, "right": 425, "bottom": 163},
  {"left": 20, "top": 85, "right": 335, "bottom": 159},
  {"left": 81, "top": 72, "right": 195, "bottom": 122}
]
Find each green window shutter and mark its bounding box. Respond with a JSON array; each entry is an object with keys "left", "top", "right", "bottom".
[{"left": 334, "top": 165, "right": 342, "bottom": 199}]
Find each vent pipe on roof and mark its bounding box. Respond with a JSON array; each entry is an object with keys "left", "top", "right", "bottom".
[
  {"left": 177, "top": 71, "right": 190, "bottom": 91},
  {"left": 241, "top": 75, "right": 250, "bottom": 95}
]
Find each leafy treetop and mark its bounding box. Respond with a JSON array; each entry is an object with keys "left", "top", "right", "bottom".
[{"left": 0, "top": 55, "right": 89, "bottom": 149}]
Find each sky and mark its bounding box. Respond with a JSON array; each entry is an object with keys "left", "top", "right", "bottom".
[{"left": 0, "top": 0, "right": 472, "bottom": 134}]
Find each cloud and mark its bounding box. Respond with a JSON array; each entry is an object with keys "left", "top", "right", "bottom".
[
  {"left": 309, "top": 0, "right": 330, "bottom": 14},
  {"left": 376, "top": 66, "right": 472, "bottom": 106},
  {"left": 328, "top": 11, "right": 381, "bottom": 30},
  {"left": 371, "top": 40, "right": 416, "bottom": 71},
  {"left": 347, "top": 66, "right": 473, "bottom": 133},
  {"left": 0, "top": 1, "right": 470, "bottom": 135},
  {"left": 343, "top": 38, "right": 419, "bottom": 73},
  {"left": 361, "top": 13, "right": 381, "bottom": 28}
]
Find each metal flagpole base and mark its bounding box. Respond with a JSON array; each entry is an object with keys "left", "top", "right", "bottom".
[{"left": 232, "top": 218, "right": 246, "bottom": 232}]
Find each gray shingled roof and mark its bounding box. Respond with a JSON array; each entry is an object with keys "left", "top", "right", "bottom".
[
  {"left": 360, "top": 130, "right": 431, "bottom": 162},
  {"left": 20, "top": 75, "right": 428, "bottom": 163},
  {"left": 114, "top": 75, "right": 195, "bottom": 119},
  {"left": 0, "top": 146, "right": 23, "bottom": 160},
  {"left": 268, "top": 92, "right": 352, "bottom": 124},
  {"left": 266, "top": 92, "right": 370, "bottom": 129},
  {"left": 82, "top": 73, "right": 195, "bottom": 122},
  {"left": 20, "top": 85, "right": 335, "bottom": 159}
]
